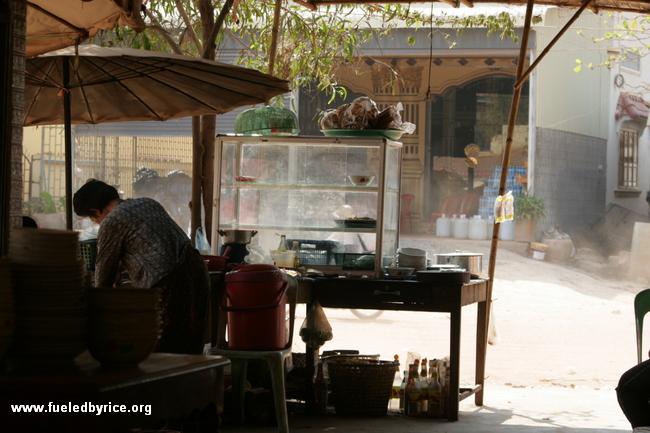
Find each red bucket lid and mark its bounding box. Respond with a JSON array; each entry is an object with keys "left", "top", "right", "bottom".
[{"left": 225, "top": 264, "right": 284, "bottom": 283}]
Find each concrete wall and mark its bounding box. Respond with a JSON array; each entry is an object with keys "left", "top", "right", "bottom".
[
  {"left": 605, "top": 16, "right": 650, "bottom": 217},
  {"left": 534, "top": 8, "right": 610, "bottom": 140},
  {"left": 534, "top": 127, "right": 607, "bottom": 232}
]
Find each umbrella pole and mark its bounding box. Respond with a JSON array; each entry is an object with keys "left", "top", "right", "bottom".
[
  {"left": 479, "top": 0, "right": 535, "bottom": 405},
  {"left": 63, "top": 58, "right": 73, "bottom": 230},
  {"left": 191, "top": 116, "right": 202, "bottom": 244}
]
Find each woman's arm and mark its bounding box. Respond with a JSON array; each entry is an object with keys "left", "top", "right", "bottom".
[{"left": 94, "top": 220, "right": 123, "bottom": 288}]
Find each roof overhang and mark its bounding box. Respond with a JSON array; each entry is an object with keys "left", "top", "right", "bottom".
[{"left": 294, "top": 0, "right": 650, "bottom": 15}]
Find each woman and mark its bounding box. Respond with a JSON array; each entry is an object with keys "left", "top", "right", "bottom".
[
  {"left": 617, "top": 356, "right": 650, "bottom": 432},
  {"left": 73, "top": 179, "right": 209, "bottom": 354}
]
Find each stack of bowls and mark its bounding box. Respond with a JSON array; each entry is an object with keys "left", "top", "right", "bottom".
[
  {"left": 0, "top": 258, "right": 15, "bottom": 360},
  {"left": 8, "top": 229, "right": 87, "bottom": 368},
  {"left": 397, "top": 247, "right": 427, "bottom": 270},
  {"left": 87, "top": 288, "right": 161, "bottom": 367}
]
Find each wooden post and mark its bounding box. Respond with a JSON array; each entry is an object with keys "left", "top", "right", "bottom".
[
  {"left": 0, "top": 0, "right": 13, "bottom": 252},
  {"left": 63, "top": 57, "right": 73, "bottom": 230},
  {"left": 191, "top": 115, "right": 202, "bottom": 244}
]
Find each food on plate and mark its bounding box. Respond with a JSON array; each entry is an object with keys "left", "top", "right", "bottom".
[
  {"left": 319, "top": 109, "right": 340, "bottom": 130},
  {"left": 319, "top": 96, "right": 416, "bottom": 135},
  {"left": 374, "top": 105, "right": 399, "bottom": 129},
  {"left": 343, "top": 96, "right": 379, "bottom": 129}
]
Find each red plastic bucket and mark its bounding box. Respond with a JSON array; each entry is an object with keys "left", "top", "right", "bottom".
[{"left": 225, "top": 264, "right": 287, "bottom": 350}]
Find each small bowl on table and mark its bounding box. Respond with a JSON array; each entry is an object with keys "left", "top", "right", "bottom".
[{"left": 348, "top": 175, "right": 375, "bottom": 186}]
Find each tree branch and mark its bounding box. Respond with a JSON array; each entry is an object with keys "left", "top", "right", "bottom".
[
  {"left": 204, "top": 0, "right": 235, "bottom": 58},
  {"left": 174, "top": 0, "right": 202, "bottom": 52},
  {"left": 269, "top": 0, "right": 283, "bottom": 75},
  {"left": 144, "top": 8, "right": 184, "bottom": 54}
]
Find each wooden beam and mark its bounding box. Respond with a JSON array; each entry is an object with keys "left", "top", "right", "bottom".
[
  {"left": 298, "top": 0, "right": 647, "bottom": 14},
  {"left": 514, "top": 0, "right": 594, "bottom": 89}
]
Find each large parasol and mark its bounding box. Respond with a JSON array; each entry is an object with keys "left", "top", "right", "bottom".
[{"left": 24, "top": 45, "right": 290, "bottom": 228}]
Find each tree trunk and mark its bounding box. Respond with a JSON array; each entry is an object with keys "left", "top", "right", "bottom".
[
  {"left": 201, "top": 114, "right": 215, "bottom": 245},
  {"left": 199, "top": 0, "right": 216, "bottom": 245}
]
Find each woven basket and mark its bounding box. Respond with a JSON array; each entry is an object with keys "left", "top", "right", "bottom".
[{"left": 328, "top": 359, "right": 398, "bottom": 416}]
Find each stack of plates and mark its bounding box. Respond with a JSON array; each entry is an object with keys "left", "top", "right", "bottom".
[
  {"left": 0, "top": 258, "right": 15, "bottom": 360},
  {"left": 397, "top": 247, "right": 427, "bottom": 270},
  {"left": 88, "top": 288, "right": 162, "bottom": 367},
  {"left": 9, "top": 229, "right": 81, "bottom": 266},
  {"left": 8, "top": 229, "right": 86, "bottom": 367}
]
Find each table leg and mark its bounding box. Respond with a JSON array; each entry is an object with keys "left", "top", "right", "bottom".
[
  {"left": 475, "top": 299, "right": 488, "bottom": 406},
  {"left": 448, "top": 306, "right": 461, "bottom": 421},
  {"left": 304, "top": 301, "right": 318, "bottom": 413}
]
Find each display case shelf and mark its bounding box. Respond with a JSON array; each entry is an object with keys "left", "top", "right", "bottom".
[
  {"left": 219, "top": 224, "right": 378, "bottom": 233},
  {"left": 226, "top": 183, "right": 380, "bottom": 193}
]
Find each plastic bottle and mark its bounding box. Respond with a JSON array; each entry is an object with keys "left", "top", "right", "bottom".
[
  {"left": 435, "top": 214, "right": 451, "bottom": 237},
  {"left": 452, "top": 214, "right": 469, "bottom": 239},
  {"left": 499, "top": 220, "right": 515, "bottom": 241},
  {"left": 277, "top": 234, "right": 288, "bottom": 251},
  {"left": 468, "top": 215, "right": 488, "bottom": 240},
  {"left": 291, "top": 240, "right": 300, "bottom": 268}
]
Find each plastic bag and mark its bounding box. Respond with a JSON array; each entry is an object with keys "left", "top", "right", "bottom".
[
  {"left": 194, "top": 227, "right": 211, "bottom": 254},
  {"left": 494, "top": 191, "right": 514, "bottom": 223},
  {"left": 300, "top": 302, "right": 333, "bottom": 348}
]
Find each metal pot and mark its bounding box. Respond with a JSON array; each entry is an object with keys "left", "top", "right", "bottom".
[
  {"left": 218, "top": 229, "right": 258, "bottom": 244},
  {"left": 435, "top": 252, "right": 483, "bottom": 275}
]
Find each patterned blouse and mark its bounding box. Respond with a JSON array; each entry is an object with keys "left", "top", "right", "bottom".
[{"left": 95, "top": 198, "right": 192, "bottom": 288}]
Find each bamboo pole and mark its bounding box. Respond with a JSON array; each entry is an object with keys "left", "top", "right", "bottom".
[{"left": 480, "top": 0, "right": 535, "bottom": 401}]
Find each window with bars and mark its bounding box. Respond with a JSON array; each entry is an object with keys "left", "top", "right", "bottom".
[{"left": 618, "top": 128, "right": 639, "bottom": 189}]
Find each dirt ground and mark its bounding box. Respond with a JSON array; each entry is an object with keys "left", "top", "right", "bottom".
[{"left": 291, "top": 235, "right": 646, "bottom": 393}]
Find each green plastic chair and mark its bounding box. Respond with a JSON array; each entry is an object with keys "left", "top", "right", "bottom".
[{"left": 635, "top": 288, "right": 650, "bottom": 364}]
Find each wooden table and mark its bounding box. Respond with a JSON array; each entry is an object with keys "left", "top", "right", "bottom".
[
  {"left": 305, "top": 277, "right": 489, "bottom": 421},
  {"left": 0, "top": 352, "right": 230, "bottom": 433}
]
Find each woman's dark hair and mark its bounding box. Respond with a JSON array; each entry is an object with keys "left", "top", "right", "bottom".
[{"left": 73, "top": 179, "right": 119, "bottom": 217}]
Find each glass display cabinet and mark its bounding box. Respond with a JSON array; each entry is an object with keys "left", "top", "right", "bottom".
[{"left": 211, "top": 135, "right": 402, "bottom": 278}]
